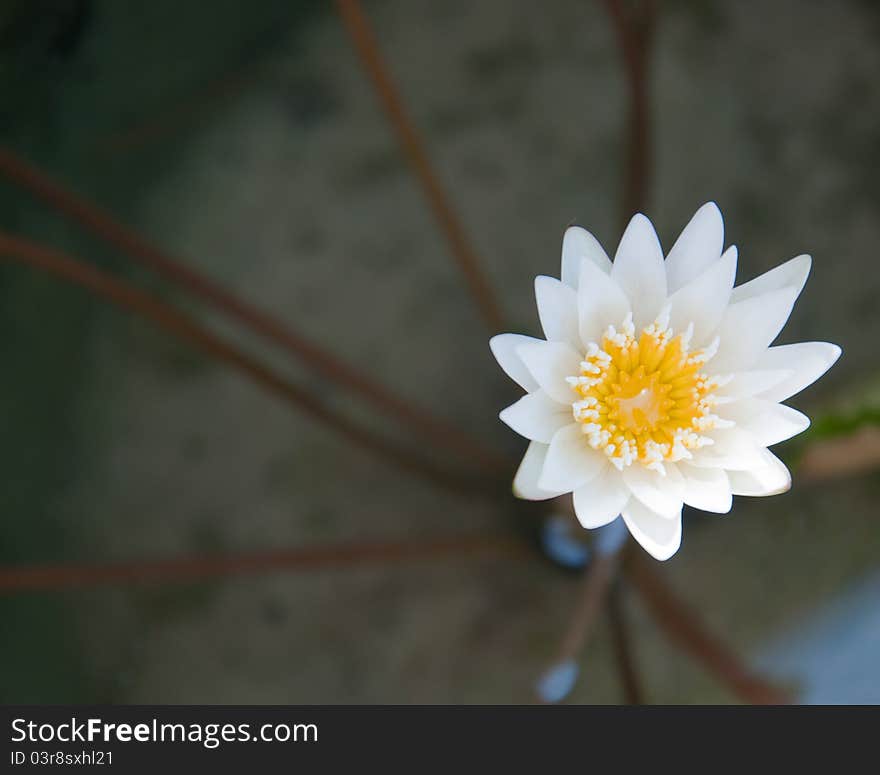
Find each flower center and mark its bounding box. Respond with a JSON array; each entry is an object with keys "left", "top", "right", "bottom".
[
  {"left": 613, "top": 373, "right": 665, "bottom": 432},
  {"left": 567, "top": 311, "right": 726, "bottom": 473}
]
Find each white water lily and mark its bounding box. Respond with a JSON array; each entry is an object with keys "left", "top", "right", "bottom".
[{"left": 490, "top": 203, "right": 841, "bottom": 561}]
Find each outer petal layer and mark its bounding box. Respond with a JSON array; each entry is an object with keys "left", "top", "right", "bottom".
[
  {"left": 499, "top": 391, "right": 572, "bottom": 443},
  {"left": 716, "top": 369, "right": 794, "bottom": 401},
  {"left": 667, "top": 245, "right": 737, "bottom": 346},
  {"left": 710, "top": 286, "right": 800, "bottom": 373},
  {"left": 679, "top": 464, "right": 732, "bottom": 514},
  {"left": 730, "top": 254, "right": 811, "bottom": 304},
  {"left": 689, "top": 427, "right": 768, "bottom": 470},
  {"left": 572, "top": 465, "right": 630, "bottom": 528},
  {"left": 664, "top": 202, "right": 724, "bottom": 293},
  {"left": 755, "top": 342, "right": 842, "bottom": 403},
  {"left": 561, "top": 226, "right": 612, "bottom": 287},
  {"left": 611, "top": 214, "right": 667, "bottom": 329},
  {"left": 578, "top": 256, "right": 631, "bottom": 345},
  {"left": 727, "top": 450, "right": 791, "bottom": 496},
  {"left": 622, "top": 463, "right": 685, "bottom": 518},
  {"left": 517, "top": 340, "right": 582, "bottom": 405},
  {"left": 489, "top": 334, "right": 542, "bottom": 392},
  {"left": 622, "top": 499, "right": 683, "bottom": 561},
  {"left": 539, "top": 425, "right": 606, "bottom": 492},
  {"left": 513, "top": 442, "right": 565, "bottom": 500},
  {"left": 535, "top": 276, "right": 580, "bottom": 349},
  {"left": 722, "top": 399, "right": 810, "bottom": 446}
]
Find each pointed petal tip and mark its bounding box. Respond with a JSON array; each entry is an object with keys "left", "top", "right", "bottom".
[
  {"left": 755, "top": 341, "right": 843, "bottom": 402},
  {"left": 561, "top": 225, "right": 613, "bottom": 284},
  {"left": 628, "top": 211, "right": 654, "bottom": 229},
  {"left": 665, "top": 202, "right": 725, "bottom": 292},
  {"left": 612, "top": 213, "right": 666, "bottom": 326},
  {"left": 690, "top": 201, "right": 723, "bottom": 227},
  {"left": 794, "top": 253, "right": 813, "bottom": 279},
  {"left": 630, "top": 526, "right": 681, "bottom": 561},
  {"left": 622, "top": 501, "right": 682, "bottom": 561}
]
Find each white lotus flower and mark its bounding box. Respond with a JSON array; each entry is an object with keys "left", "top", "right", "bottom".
[{"left": 491, "top": 203, "right": 841, "bottom": 561}]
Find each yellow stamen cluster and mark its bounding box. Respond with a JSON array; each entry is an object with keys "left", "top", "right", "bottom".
[{"left": 566, "top": 311, "right": 728, "bottom": 473}]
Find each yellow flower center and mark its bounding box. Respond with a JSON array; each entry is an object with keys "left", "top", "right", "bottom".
[{"left": 567, "top": 312, "right": 725, "bottom": 472}]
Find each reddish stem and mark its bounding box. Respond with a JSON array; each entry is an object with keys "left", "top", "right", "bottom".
[
  {"left": 536, "top": 545, "right": 622, "bottom": 703},
  {"left": 0, "top": 534, "right": 526, "bottom": 593},
  {"left": 602, "top": 0, "right": 656, "bottom": 222},
  {"left": 556, "top": 550, "right": 620, "bottom": 665},
  {"left": 335, "top": 0, "right": 504, "bottom": 332},
  {"left": 627, "top": 554, "right": 791, "bottom": 704},
  {"left": 0, "top": 232, "right": 486, "bottom": 496},
  {"left": 0, "top": 147, "right": 507, "bottom": 473},
  {"left": 607, "top": 577, "right": 644, "bottom": 703}
]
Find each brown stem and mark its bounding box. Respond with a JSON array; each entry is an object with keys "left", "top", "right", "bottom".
[
  {"left": 335, "top": 0, "right": 504, "bottom": 332},
  {"left": 799, "top": 426, "right": 880, "bottom": 482},
  {"left": 0, "top": 147, "right": 507, "bottom": 473},
  {"left": 536, "top": 547, "right": 621, "bottom": 702},
  {"left": 602, "top": 0, "right": 657, "bottom": 222},
  {"left": 607, "top": 577, "right": 644, "bottom": 703},
  {"left": 0, "top": 232, "right": 486, "bottom": 497},
  {"left": 0, "top": 533, "right": 527, "bottom": 593},
  {"left": 626, "top": 553, "right": 791, "bottom": 704},
  {"left": 557, "top": 551, "right": 620, "bottom": 663}
]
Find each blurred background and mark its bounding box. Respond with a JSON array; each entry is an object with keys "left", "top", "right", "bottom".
[{"left": 1, "top": 0, "right": 878, "bottom": 704}]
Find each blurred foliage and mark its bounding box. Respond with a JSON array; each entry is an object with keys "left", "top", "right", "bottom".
[{"left": 786, "top": 374, "right": 880, "bottom": 467}]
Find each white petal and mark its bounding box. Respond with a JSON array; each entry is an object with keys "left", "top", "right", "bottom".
[
  {"left": 716, "top": 369, "right": 794, "bottom": 401},
  {"left": 499, "top": 391, "right": 573, "bottom": 443},
  {"left": 664, "top": 202, "right": 725, "bottom": 293},
  {"left": 490, "top": 334, "right": 542, "bottom": 392},
  {"left": 561, "top": 226, "right": 612, "bottom": 287},
  {"left": 517, "top": 340, "right": 581, "bottom": 405},
  {"left": 577, "top": 256, "right": 631, "bottom": 345},
  {"left": 754, "top": 342, "right": 842, "bottom": 403},
  {"left": 535, "top": 276, "right": 580, "bottom": 348},
  {"left": 622, "top": 499, "right": 682, "bottom": 561},
  {"left": 513, "top": 442, "right": 566, "bottom": 500},
  {"left": 721, "top": 399, "right": 810, "bottom": 446},
  {"left": 679, "top": 464, "right": 732, "bottom": 514},
  {"left": 572, "top": 465, "right": 630, "bottom": 529},
  {"left": 611, "top": 214, "right": 667, "bottom": 329},
  {"left": 730, "top": 254, "right": 811, "bottom": 304},
  {"left": 709, "top": 285, "right": 800, "bottom": 373},
  {"left": 727, "top": 450, "right": 791, "bottom": 496},
  {"left": 759, "top": 404, "right": 811, "bottom": 445},
  {"left": 539, "top": 424, "right": 606, "bottom": 492},
  {"left": 622, "top": 463, "right": 684, "bottom": 518},
  {"left": 689, "top": 427, "right": 768, "bottom": 470},
  {"left": 668, "top": 245, "right": 737, "bottom": 345}
]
